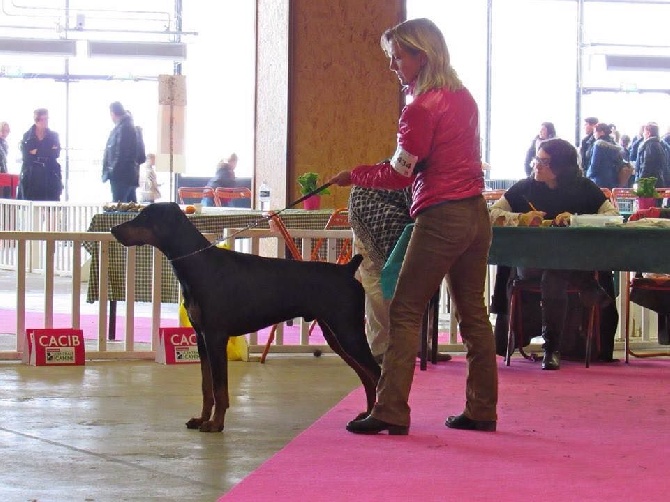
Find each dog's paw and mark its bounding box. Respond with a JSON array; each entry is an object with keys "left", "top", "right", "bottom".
[
  {"left": 186, "top": 417, "right": 205, "bottom": 429},
  {"left": 199, "top": 420, "right": 224, "bottom": 433}
]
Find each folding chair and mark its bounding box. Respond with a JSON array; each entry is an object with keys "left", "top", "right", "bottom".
[
  {"left": 261, "top": 213, "right": 304, "bottom": 363},
  {"left": 505, "top": 273, "right": 600, "bottom": 368},
  {"left": 600, "top": 187, "right": 614, "bottom": 204},
  {"left": 178, "top": 187, "right": 215, "bottom": 206},
  {"left": 483, "top": 189, "right": 506, "bottom": 206},
  {"left": 214, "top": 187, "right": 252, "bottom": 207},
  {"left": 309, "top": 208, "right": 352, "bottom": 264},
  {"left": 624, "top": 274, "right": 670, "bottom": 362}
]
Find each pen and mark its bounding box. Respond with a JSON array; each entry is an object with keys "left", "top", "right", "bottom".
[{"left": 523, "top": 196, "right": 538, "bottom": 212}]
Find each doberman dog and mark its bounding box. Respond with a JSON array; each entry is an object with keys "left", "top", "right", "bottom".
[{"left": 111, "top": 202, "right": 380, "bottom": 432}]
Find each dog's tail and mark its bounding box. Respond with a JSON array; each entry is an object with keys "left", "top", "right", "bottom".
[{"left": 344, "top": 254, "right": 364, "bottom": 275}]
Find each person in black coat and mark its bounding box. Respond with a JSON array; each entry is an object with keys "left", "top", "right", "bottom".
[
  {"left": 18, "top": 108, "right": 62, "bottom": 201},
  {"left": 586, "top": 123, "right": 624, "bottom": 188},
  {"left": 579, "top": 116, "right": 598, "bottom": 171},
  {"left": 636, "top": 122, "right": 669, "bottom": 188},
  {"left": 102, "top": 101, "right": 139, "bottom": 202},
  {"left": 204, "top": 153, "right": 238, "bottom": 206}
]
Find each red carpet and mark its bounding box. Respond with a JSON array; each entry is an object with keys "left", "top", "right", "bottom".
[{"left": 220, "top": 357, "right": 670, "bottom": 501}]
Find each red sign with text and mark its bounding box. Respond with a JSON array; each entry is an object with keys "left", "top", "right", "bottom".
[
  {"left": 156, "top": 327, "right": 200, "bottom": 364},
  {"left": 24, "top": 329, "right": 86, "bottom": 366}
]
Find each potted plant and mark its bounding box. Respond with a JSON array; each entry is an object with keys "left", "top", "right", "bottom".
[
  {"left": 633, "top": 177, "right": 659, "bottom": 210},
  {"left": 297, "top": 172, "right": 330, "bottom": 210}
]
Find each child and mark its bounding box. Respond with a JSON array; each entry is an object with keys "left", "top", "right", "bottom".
[{"left": 139, "top": 153, "right": 161, "bottom": 203}]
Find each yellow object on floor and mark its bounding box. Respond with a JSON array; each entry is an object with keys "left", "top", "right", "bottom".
[{"left": 177, "top": 240, "right": 249, "bottom": 361}]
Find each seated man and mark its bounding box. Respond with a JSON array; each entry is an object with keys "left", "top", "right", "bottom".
[{"left": 489, "top": 138, "right": 620, "bottom": 370}]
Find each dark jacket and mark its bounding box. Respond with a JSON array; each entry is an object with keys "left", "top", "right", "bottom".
[
  {"left": 206, "top": 164, "right": 236, "bottom": 189},
  {"left": 636, "top": 137, "right": 668, "bottom": 187},
  {"left": 629, "top": 135, "right": 644, "bottom": 163},
  {"left": 587, "top": 137, "right": 623, "bottom": 188},
  {"left": 103, "top": 114, "right": 139, "bottom": 187},
  {"left": 580, "top": 133, "right": 596, "bottom": 170},
  {"left": 18, "top": 125, "right": 62, "bottom": 201}
]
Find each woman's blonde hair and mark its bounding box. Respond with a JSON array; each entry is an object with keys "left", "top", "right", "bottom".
[{"left": 380, "top": 18, "right": 462, "bottom": 96}]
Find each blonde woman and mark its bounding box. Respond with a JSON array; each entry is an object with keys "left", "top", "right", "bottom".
[{"left": 331, "top": 18, "right": 497, "bottom": 435}]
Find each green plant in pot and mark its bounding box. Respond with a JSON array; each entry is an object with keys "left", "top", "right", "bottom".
[
  {"left": 633, "top": 177, "right": 659, "bottom": 210},
  {"left": 297, "top": 172, "right": 330, "bottom": 209},
  {"left": 633, "top": 177, "right": 658, "bottom": 198}
]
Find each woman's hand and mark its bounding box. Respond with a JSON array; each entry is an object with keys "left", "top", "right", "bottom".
[
  {"left": 518, "top": 210, "right": 546, "bottom": 227},
  {"left": 329, "top": 171, "right": 352, "bottom": 187},
  {"left": 553, "top": 211, "right": 572, "bottom": 227}
]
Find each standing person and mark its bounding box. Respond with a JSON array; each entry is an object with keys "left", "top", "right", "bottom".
[
  {"left": 102, "top": 101, "right": 139, "bottom": 202},
  {"left": 628, "top": 124, "right": 646, "bottom": 164},
  {"left": 579, "top": 116, "right": 598, "bottom": 171},
  {"left": 348, "top": 186, "right": 413, "bottom": 363},
  {"left": 331, "top": 18, "right": 498, "bottom": 435},
  {"left": 619, "top": 134, "right": 631, "bottom": 162},
  {"left": 17, "top": 109, "right": 62, "bottom": 201},
  {"left": 0, "top": 121, "right": 10, "bottom": 198},
  {"left": 586, "top": 123, "right": 624, "bottom": 188},
  {"left": 523, "top": 122, "right": 556, "bottom": 177},
  {"left": 139, "top": 153, "right": 161, "bottom": 203},
  {"left": 350, "top": 185, "right": 452, "bottom": 365},
  {"left": 204, "top": 153, "right": 238, "bottom": 206},
  {"left": 636, "top": 122, "right": 670, "bottom": 188}
]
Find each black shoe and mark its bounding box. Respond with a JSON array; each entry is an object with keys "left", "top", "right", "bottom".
[
  {"left": 579, "top": 284, "right": 612, "bottom": 308},
  {"left": 416, "top": 352, "right": 452, "bottom": 362},
  {"left": 541, "top": 350, "right": 560, "bottom": 370},
  {"left": 445, "top": 413, "right": 496, "bottom": 432},
  {"left": 346, "top": 415, "right": 409, "bottom": 435}
]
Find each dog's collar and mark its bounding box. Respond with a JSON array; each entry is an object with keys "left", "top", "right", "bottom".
[{"left": 169, "top": 243, "right": 217, "bottom": 263}]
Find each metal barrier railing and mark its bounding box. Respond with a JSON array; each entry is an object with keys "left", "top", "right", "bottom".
[
  {"left": 0, "top": 227, "right": 358, "bottom": 361},
  {"left": 0, "top": 226, "right": 656, "bottom": 363},
  {"left": 0, "top": 200, "right": 104, "bottom": 275}
]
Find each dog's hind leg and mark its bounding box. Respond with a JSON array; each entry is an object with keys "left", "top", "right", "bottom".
[
  {"left": 198, "top": 333, "right": 229, "bottom": 432},
  {"left": 318, "top": 320, "right": 380, "bottom": 421},
  {"left": 186, "top": 332, "right": 215, "bottom": 430}
]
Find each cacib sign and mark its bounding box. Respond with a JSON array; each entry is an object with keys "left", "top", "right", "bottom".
[
  {"left": 23, "top": 328, "right": 86, "bottom": 366},
  {"left": 156, "top": 327, "right": 200, "bottom": 364}
]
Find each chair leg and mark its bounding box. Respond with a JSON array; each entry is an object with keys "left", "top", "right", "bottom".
[
  {"left": 420, "top": 306, "right": 428, "bottom": 371},
  {"left": 505, "top": 292, "right": 516, "bottom": 366},
  {"left": 624, "top": 272, "right": 630, "bottom": 364},
  {"left": 260, "top": 324, "right": 277, "bottom": 364},
  {"left": 585, "top": 306, "right": 599, "bottom": 368},
  {"left": 430, "top": 291, "right": 440, "bottom": 365}
]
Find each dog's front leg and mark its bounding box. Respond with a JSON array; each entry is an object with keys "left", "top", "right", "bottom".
[
  {"left": 186, "top": 333, "right": 215, "bottom": 430},
  {"left": 198, "top": 335, "right": 229, "bottom": 432}
]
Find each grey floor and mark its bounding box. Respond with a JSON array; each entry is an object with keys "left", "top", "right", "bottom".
[
  {"left": 0, "top": 271, "right": 362, "bottom": 501},
  {"left": 0, "top": 356, "right": 360, "bottom": 502}
]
